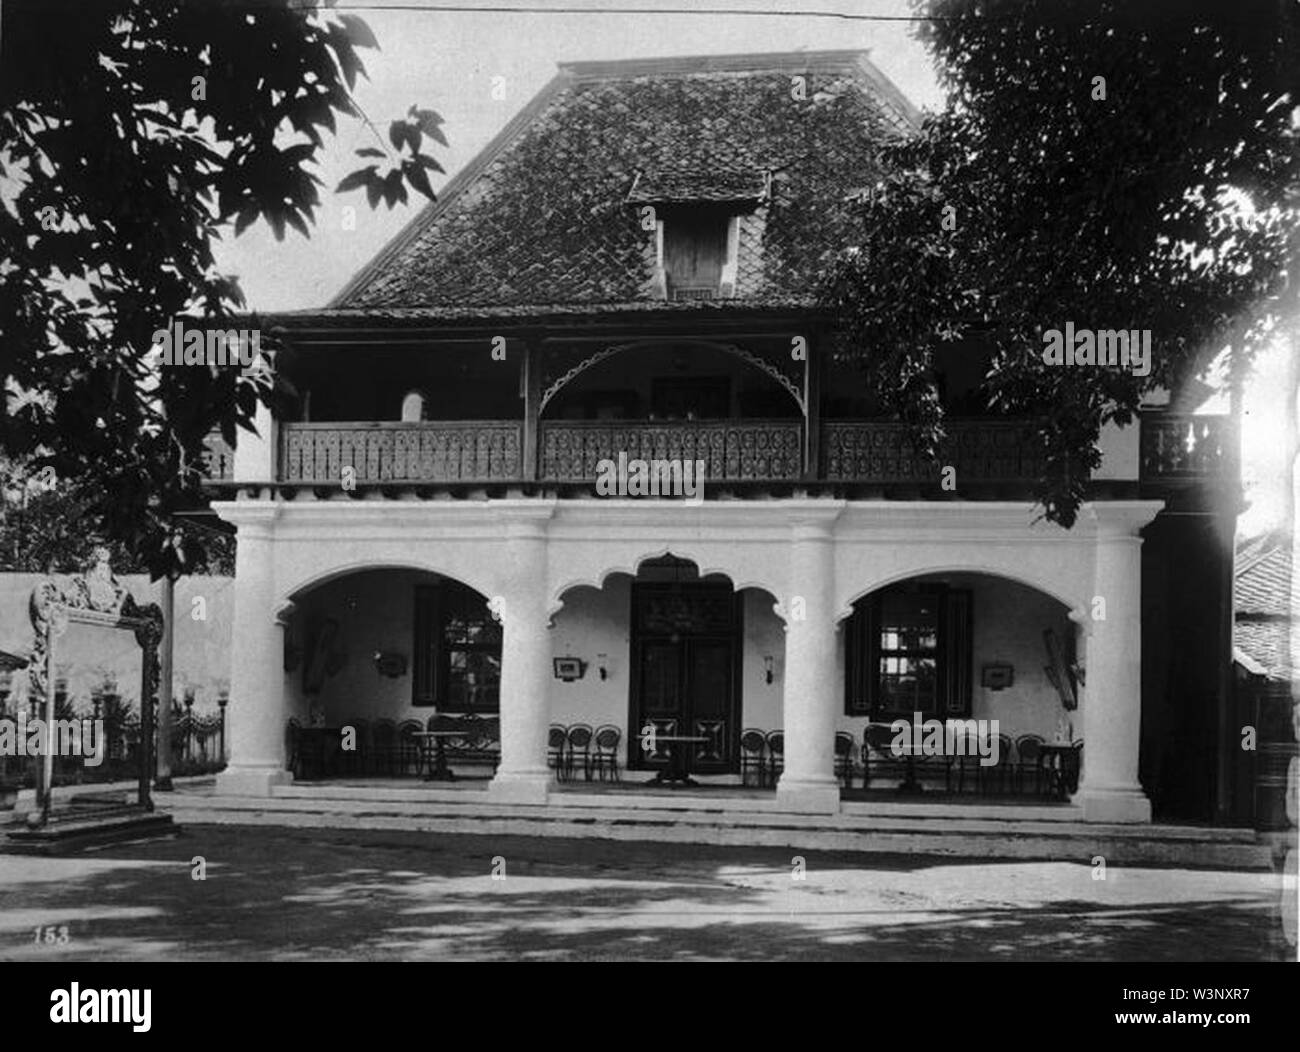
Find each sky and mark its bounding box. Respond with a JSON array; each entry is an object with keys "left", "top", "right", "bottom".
[{"left": 212, "top": 0, "right": 1292, "bottom": 537}]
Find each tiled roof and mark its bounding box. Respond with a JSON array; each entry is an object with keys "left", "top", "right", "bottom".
[
  {"left": 333, "top": 50, "right": 919, "bottom": 312},
  {"left": 626, "top": 168, "right": 769, "bottom": 204},
  {"left": 1236, "top": 531, "right": 1292, "bottom": 617},
  {"left": 1235, "top": 620, "right": 1292, "bottom": 681},
  {"left": 1234, "top": 531, "right": 1294, "bottom": 680}
]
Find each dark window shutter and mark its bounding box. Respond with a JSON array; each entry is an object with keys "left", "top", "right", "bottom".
[
  {"left": 941, "top": 589, "right": 973, "bottom": 716},
  {"left": 412, "top": 585, "right": 439, "bottom": 707},
  {"left": 844, "top": 596, "right": 877, "bottom": 716}
]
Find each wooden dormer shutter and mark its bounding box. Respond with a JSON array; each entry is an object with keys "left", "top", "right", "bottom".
[{"left": 663, "top": 206, "right": 728, "bottom": 297}]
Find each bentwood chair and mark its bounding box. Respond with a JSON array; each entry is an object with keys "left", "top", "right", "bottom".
[
  {"left": 371, "top": 718, "right": 398, "bottom": 778},
  {"left": 740, "top": 729, "right": 768, "bottom": 787},
  {"left": 343, "top": 717, "right": 370, "bottom": 777},
  {"left": 861, "top": 723, "right": 908, "bottom": 789},
  {"left": 592, "top": 725, "right": 622, "bottom": 782},
  {"left": 834, "top": 731, "right": 857, "bottom": 789},
  {"left": 764, "top": 730, "right": 785, "bottom": 785},
  {"left": 565, "top": 724, "right": 594, "bottom": 782},
  {"left": 548, "top": 724, "right": 569, "bottom": 781},
  {"left": 397, "top": 719, "right": 423, "bottom": 777},
  {"left": 1014, "top": 734, "right": 1045, "bottom": 796},
  {"left": 986, "top": 733, "right": 1014, "bottom": 794},
  {"left": 953, "top": 730, "right": 986, "bottom": 794}
]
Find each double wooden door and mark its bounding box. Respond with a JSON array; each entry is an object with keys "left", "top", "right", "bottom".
[{"left": 629, "top": 583, "right": 741, "bottom": 776}]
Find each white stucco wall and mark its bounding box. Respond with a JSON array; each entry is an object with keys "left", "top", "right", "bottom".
[{"left": 288, "top": 563, "right": 1073, "bottom": 767}]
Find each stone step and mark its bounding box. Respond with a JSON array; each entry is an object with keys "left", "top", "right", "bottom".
[
  {"left": 3, "top": 805, "right": 176, "bottom": 855},
  {"left": 161, "top": 793, "right": 1273, "bottom": 870}
]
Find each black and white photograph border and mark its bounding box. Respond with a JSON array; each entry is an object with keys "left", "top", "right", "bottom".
[{"left": 0, "top": 0, "right": 1297, "bottom": 986}]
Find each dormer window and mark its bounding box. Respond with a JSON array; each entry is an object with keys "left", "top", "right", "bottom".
[
  {"left": 628, "top": 168, "right": 766, "bottom": 301},
  {"left": 662, "top": 206, "right": 731, "bottom": 300}
]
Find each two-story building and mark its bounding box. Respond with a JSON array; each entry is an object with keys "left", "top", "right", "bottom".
[{"left": 206, "top": 51, "right": 1239, "bottom": 824}]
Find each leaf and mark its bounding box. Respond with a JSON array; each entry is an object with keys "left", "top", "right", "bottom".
[
  {"left": 338, "top": 15, "right": 379, "bottom": 50},
  {"left": 355, "top": 147, "right": 386, "bottom": 159},
  {"left": 402, "top": 159, "right": 436, "bottom": 201},
  {"left": 285, "top": 209, "right": 311, "bottom": 238},
  {"left": 233, "top": 204, "right": 259, "bottom": 236},
  {"left": 335, "top": 167, "right": 375, "bottom": 193}
]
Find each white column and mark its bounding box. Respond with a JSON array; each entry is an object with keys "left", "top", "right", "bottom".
[
  {"left": 1078, "top": 517, "right": 1151, "bottom": 822},
  {"left": 232, "top": 400, "right": 275, "bottom": 484},
  {"left": 215, "top": 507, "right": 292, "bottom": 796},
  {"left": 489, "top": 513, "right": 552, "bottom": 804},
  {"left": 776, "top": 514, "right": 842, "bottom": 814}
]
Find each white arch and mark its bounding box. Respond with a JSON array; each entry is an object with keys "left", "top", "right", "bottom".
[
  {"left": 548, "top": 546, "right": 782, "bottom": 621},
  {"left": 280, "top": 558, "right": 496, "bottom": 608},
  {"left": 834, "top": 563, "right": 1084, "bottom": 624}
]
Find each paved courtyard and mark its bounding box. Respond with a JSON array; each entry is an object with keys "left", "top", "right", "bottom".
[{"left": 0, "top": 825, "right": 1290, "bottom": 961}]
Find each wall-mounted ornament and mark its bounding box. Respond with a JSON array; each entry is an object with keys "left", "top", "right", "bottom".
[
  {"left": 764, "top": 655, "right": 775, "bottom": 685},
  {"left": 373, "top": 651, "right": 408, "bottom": 678},
  {"left": 277, "top": 601, "right": 301, "bottom": 672},
  {"left": 596, "top": 653, "right": 608, "bottom": 681},
  {"left": 1042, "top": 628, "right": 1079, "bottom": 710},
  {"left": 981, "top": 663, "right": 1014, "bottom": 691},
  {"left": 304, "top": 618, "right": 341, "bottom": 696},
  {"left": 553, "top": 657, "right": 586, "bottom": 682}
]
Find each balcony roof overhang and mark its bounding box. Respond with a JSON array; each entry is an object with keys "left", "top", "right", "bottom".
[{"left": 259, "top": 300, "right": 830, "bottom": 348}]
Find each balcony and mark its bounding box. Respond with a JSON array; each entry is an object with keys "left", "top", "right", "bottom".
[
  {"left": 202, "top": 412, "right": 1235, "bottom": 490},
  {"left": 1139, "top": 413, "right": 1236, "bottom": 484}
]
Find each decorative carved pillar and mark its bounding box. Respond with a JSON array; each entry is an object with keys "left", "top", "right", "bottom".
[
  {"left": 215, "top": 508, "right": 292, "bottom": 797},
  {"left": 489, "top": 508, "right": 554, "bottom": 803},
  {"left": 521, "top": 335, "right": 543, "bottom": 482},
  {"left": 777, "top": 509, "right": 843, "bottom": 814}
]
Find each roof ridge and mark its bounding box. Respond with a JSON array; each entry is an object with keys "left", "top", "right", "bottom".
[{"left": 558, "top": 49, "right": 872, "bottom": 78}]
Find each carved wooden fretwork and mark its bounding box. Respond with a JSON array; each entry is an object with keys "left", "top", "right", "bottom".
[
  {"left": 539, "top": 420, "right": 802, "bottom": 482},
  {"left": 822, "top": 421, "right": 1045, "bottom": 483},
  {"left": 538, "top": 340, "right": 804, "bottom": 415},
  {"left": 279, "top": 422, "right": 522, "bottom": 484}
]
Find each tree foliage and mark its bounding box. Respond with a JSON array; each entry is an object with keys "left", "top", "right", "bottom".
[
  {"left": 822, "top": 0, "right": 1299, "bottom": 524},
  {"left": 0, "top": 0, "right": 444, "bottom": 576}
]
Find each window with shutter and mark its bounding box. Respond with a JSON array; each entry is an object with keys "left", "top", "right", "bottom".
[
  {"left": 845, "top": 584, "right": 973, "bottom": 719},
  {"left": 662, "top": 206, "right": 729, "bottom": 300},
  {"left": 413, "top": 582, "right": 502, "bottom": 711}
]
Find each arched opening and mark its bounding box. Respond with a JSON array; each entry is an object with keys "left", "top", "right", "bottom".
[
  {"left": 284, "top": 567, "right": 501, "bottom": 782},
  {"left": 839, "top": 571, "right": 1080, "bottom": 801},
  {"left": 542, "top": 340, "right": 801, "bottom": 421},
  {"left": 550, "top": 553, "right": 782, "bottom": 786}
]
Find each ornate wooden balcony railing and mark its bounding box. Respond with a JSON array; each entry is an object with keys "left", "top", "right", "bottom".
[
  {"left": 822, "top": 420, "right": 1045, "bottom": 483},
  {"left": 279, "top": 421, "right": 522, "bottom": 484},
  {"left": 1139, "top": 413, "right": 1234, "bottom": 482},
  {"left": 539, "top": 420, "right": 803, "bottom": 482},
  {"left": 208, "top": 414, "right": 1232, "bottom": 489}
]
